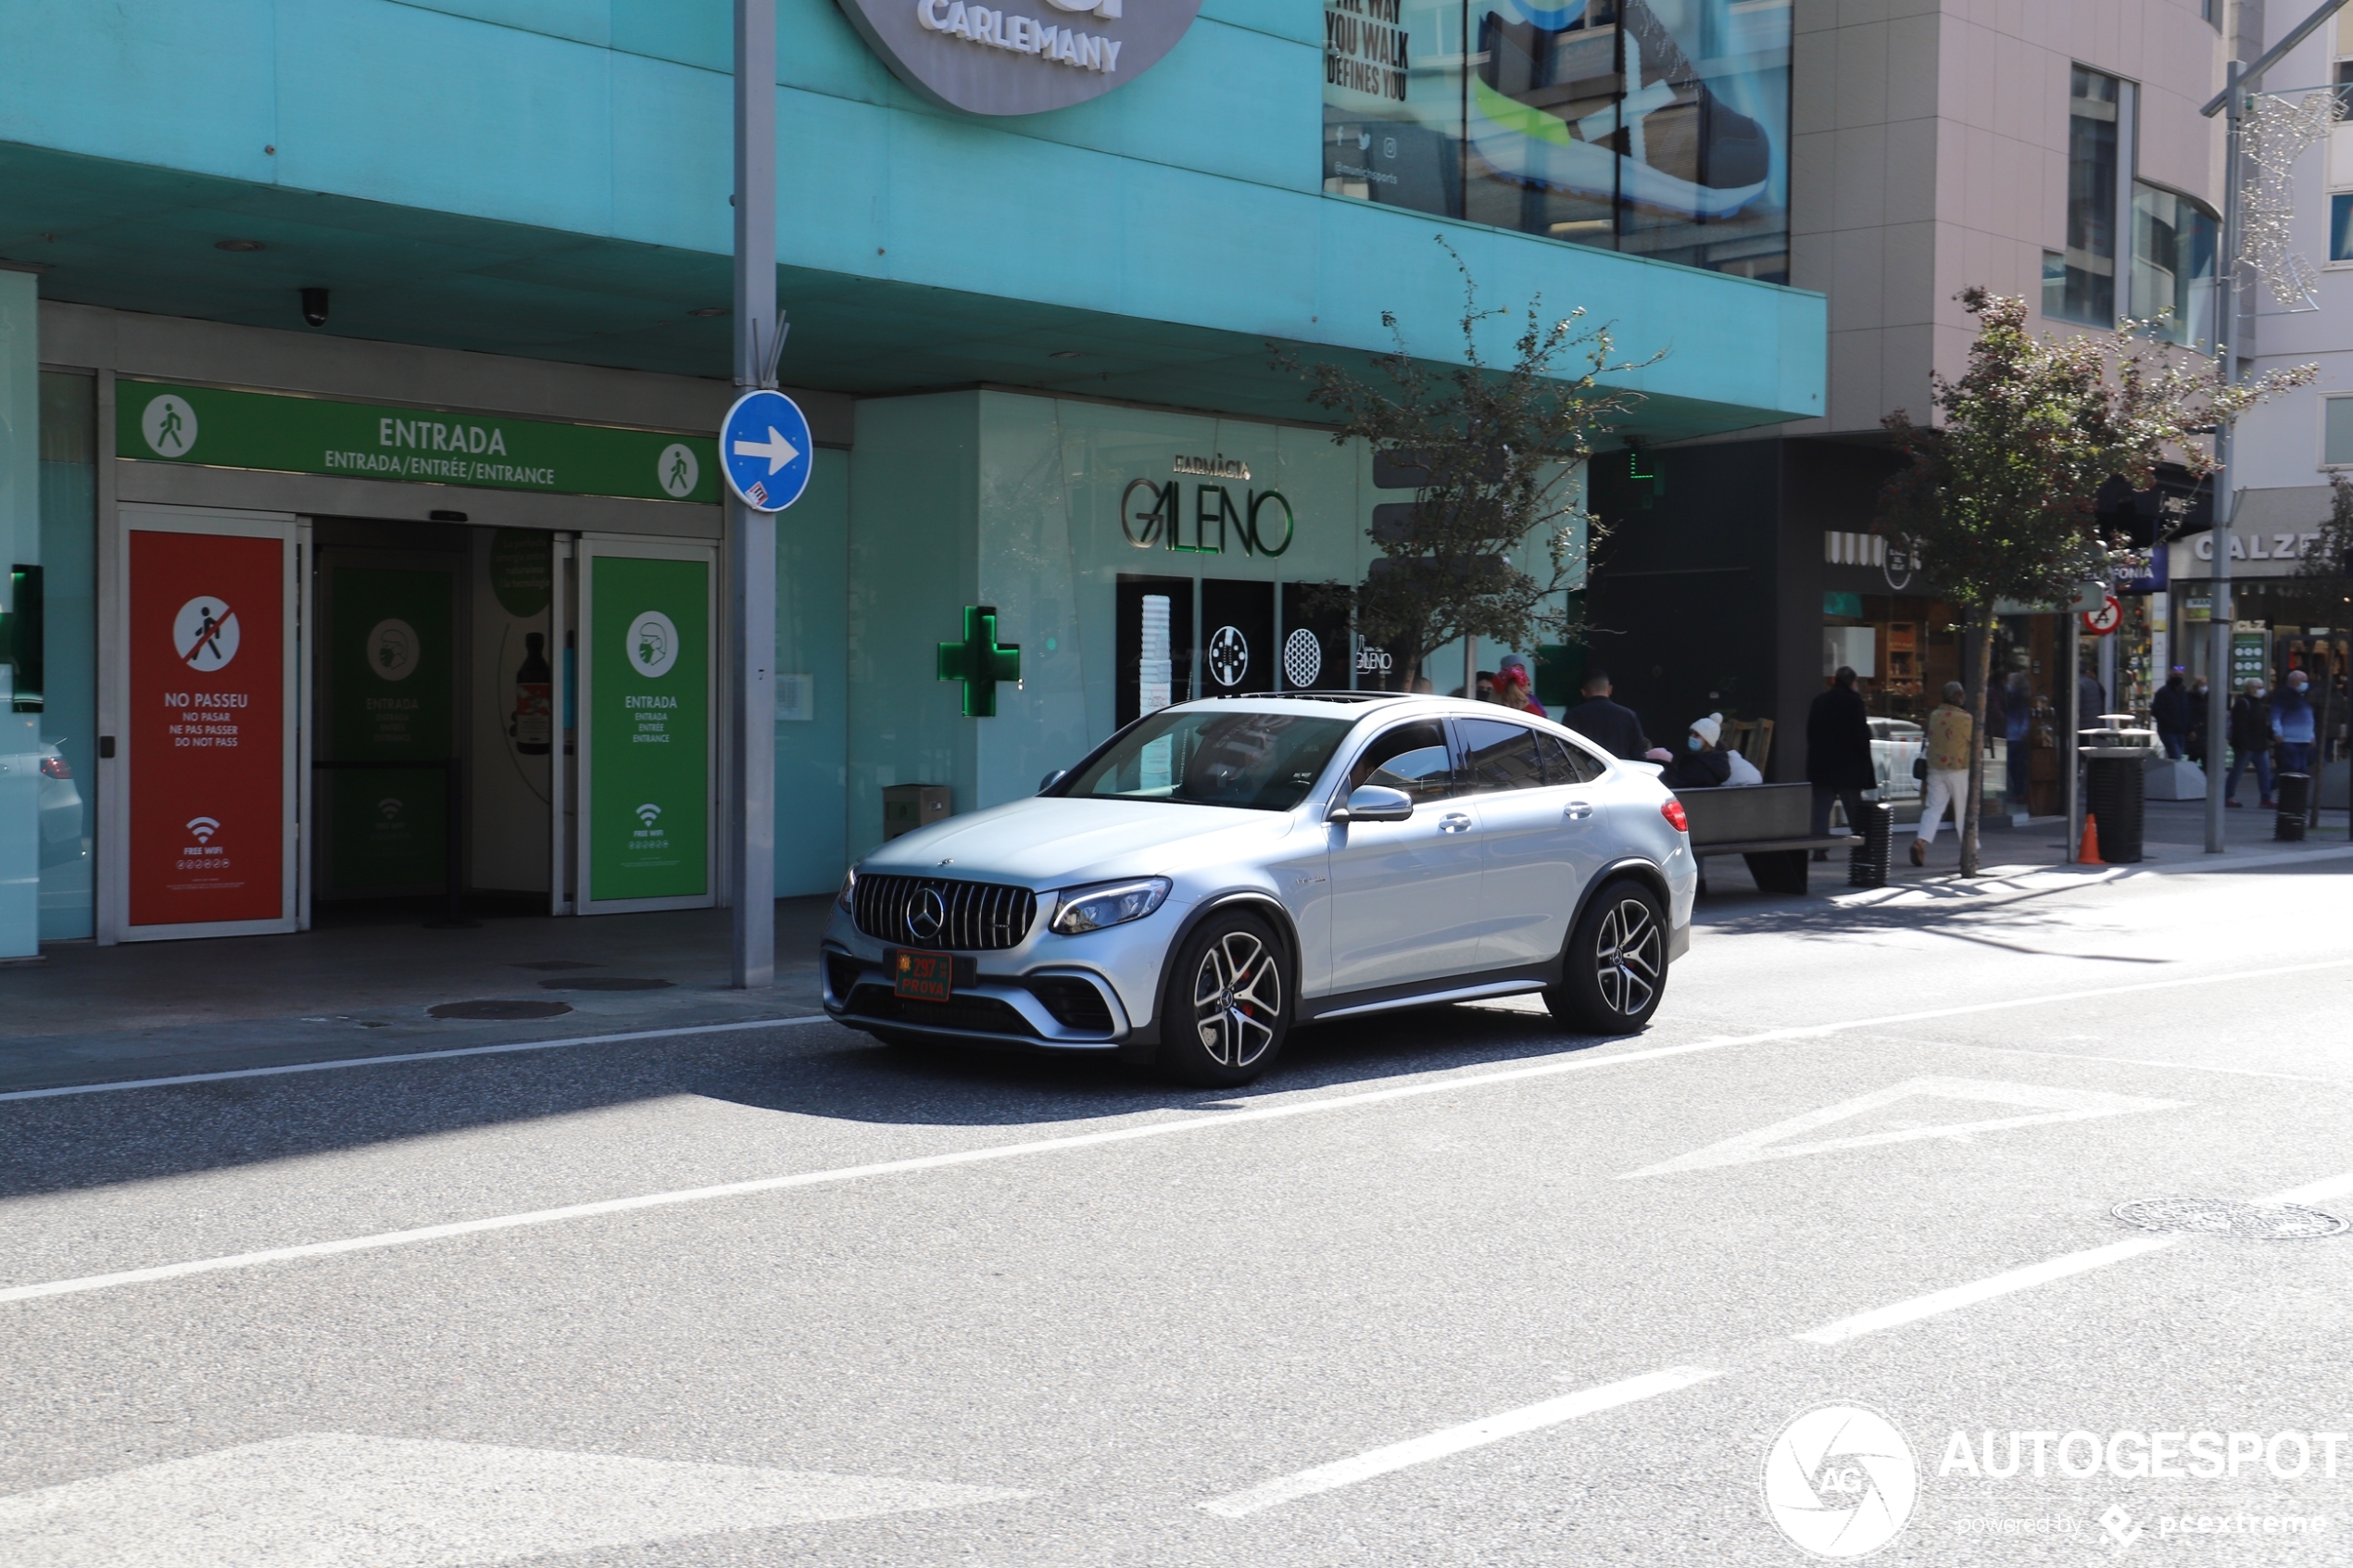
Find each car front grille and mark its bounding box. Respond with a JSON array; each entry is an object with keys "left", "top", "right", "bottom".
[{"left": 852, "top": 874, "right": 1037, "bottom": 951}]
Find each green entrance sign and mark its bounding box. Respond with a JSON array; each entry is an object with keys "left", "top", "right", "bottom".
[
  {"left": 588, "top": 554, "right": 710, "bottom": 903},
  {"left": 326, "top": 567, "right": 453, "bottom": 890},
  {"left": 118, "top": 379, "right": 719, "bottom": 505},
  {"left": 937, "top": 605, "right": 1022, "bottom": 717}
]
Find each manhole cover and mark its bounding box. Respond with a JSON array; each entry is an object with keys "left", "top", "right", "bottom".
[
  {"left": 538, "top": 977, "right": 673, "bottom": 992},
  {"left": 427, "top": 999, "right": 575, "bottom": 1021},
  {"left": 513, "top": 960, "right": 603, "bottom": 972},
  {"left": 2114, "top": 1198, "right": 2349, "bottom": 1240}
]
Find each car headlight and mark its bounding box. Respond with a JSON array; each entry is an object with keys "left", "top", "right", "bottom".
[
  {"left": 837, "top": 865, "right": 857, "bottom": 911},
  {"left": 1050, "top": 876, "right": 1171, "bottom": 935}
]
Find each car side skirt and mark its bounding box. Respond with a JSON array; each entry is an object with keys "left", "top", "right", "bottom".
[{"left": 1299, "top": 964, "right": 1560, "bottom": 1024}]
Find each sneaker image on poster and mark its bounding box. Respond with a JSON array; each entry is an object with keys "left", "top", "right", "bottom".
[{"left": 1468, "top": 0, "right": 1773, "bottom": 220}]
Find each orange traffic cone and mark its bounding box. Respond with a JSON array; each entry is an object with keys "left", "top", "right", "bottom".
[{"left": 2077, "top": 813, "right": 2105, "bottom": 866}]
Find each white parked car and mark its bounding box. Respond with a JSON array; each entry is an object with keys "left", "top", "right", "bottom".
[
  {"left": 1869, "top": 717, "right": 1925, "bottom": 801},
  {"left": 823, "top": 694, "right": 1698, "bottom": 1085}
]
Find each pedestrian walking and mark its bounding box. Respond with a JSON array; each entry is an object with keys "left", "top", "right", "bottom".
[
  {"left": 1910, "top": 682, "right": 1973, "bottom": 865},
  {"left": 1806, "top": 666, "right": 1875, "bottom": 856},
  {"left": 1659, "top": 713, "right": 1733, "bottom": 790},
  {"left": 1563, "top": 670, "right": 1651, "bottom": 760},
  {"left": 1998, "top": 670, "right": 2033, "bottom": 810},
  {"left": 1492, "top": 656, "right": 1548, "bottom": 718},
  {"left": 2078, "top": 669, "right": 2107, "bottom": 729},
  {"left": 2186, "top": 675, "right": 2210, "bottom": 763},
  {"left": 2151, "top": 669, "right": 2194, "bottom": 759},
  {"left": 2225, "top": 678, "right": 2274, "bottom": 809},
  {"left": 2272, "top": 669, "right": 2317, "bottom": 775}
]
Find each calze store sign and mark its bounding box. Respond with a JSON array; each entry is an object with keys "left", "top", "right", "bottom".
[
  {"left": 840, "top": 0, "right": 1202, "bottom": 115},
  {"left": 120, "top": 382, "right": 720, "bottom": 506}
]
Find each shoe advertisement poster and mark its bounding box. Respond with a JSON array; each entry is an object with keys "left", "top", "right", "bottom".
[
  {"left": 126, "top": 528, "right": 287, "bottom": 928},
  {"left": 1322, "top": 0, "right": 1790, "bottom": 279},
  {"left": 324, "top": 567, "right": 453, "bottom": 892},
  {"left": 585, "top": 550, "right": 711, "bottom": 908}
]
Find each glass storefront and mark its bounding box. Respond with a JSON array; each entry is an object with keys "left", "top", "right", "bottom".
[
  {"left": 33, "top": 370, "right": 96, "bottom": 941},
  {"left": 1322, "top": 0, "right": 1792, "bottom": 281}
]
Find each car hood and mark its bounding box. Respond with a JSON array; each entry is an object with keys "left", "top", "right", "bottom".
[{"left": 860, "top": 796, "right": 1301, "bottom": 888}]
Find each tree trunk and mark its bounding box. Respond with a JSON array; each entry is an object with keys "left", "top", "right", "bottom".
[{"left": 1961, "top": 608, "right": 1997, "bottom": 877}]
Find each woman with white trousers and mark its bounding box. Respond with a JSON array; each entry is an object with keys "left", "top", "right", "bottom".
[{"left": 1911, "top": 682, "right": 1975, "bottom": 866}]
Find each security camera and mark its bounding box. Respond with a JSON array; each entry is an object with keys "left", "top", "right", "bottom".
[{"left": 300, "top": 287, "right": 330, "bottom": 328}]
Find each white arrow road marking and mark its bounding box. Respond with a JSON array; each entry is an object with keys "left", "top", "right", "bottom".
[
  {"left": 731, "top": 425, "right": 800, "bottom": 473},
  {"left": 1617, "top": 1076, "right": 2187, "bottom": 1178},
  {"left": 0, "top": 1434, "right": 1028, "bottom": 1567}
]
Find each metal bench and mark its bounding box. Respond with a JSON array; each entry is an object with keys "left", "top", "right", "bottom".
[{"left": 1676, "top": 783, "right": 1859, "bottom": 895}]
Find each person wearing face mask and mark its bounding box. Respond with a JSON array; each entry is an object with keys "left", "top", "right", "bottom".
[
  {"left": 1658, "top": 713, "right": 1733, "bottom": 791},
  {"left": 2272, "top": 669, "right": 2317, "bottom": 774},
  {"left": 2225, "top": 677, "right": 2274, "bottom": 809}
]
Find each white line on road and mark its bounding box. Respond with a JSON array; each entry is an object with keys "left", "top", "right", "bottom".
[
  {"left": 1971, "top": 1047, "right": 2353, "bottom": 1087},
  {"left": 1791, "top": 1235, "right": 2184, "bottom": 1346},
  {"left": 8, "top": 960, "right": 2353, "bottom": 1308},
  {"left": 0, "top": 1015, "right": 837, "bottom": 1104},
  {"left": 1196, "top": 1368, "right": 1721, "bottom": 1518}
]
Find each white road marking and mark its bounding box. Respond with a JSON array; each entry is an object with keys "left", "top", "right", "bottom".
[
  {"left": 0, "top": 1015, "right": 836, "bottom": 1104},
  {"left": 0, "top": 1433, "right": 1025, "bottom": 1567},
  {"left": 1971, "top": 1046, "right": 2353, "bottom": 1086},
  {"left": 1197, "top": 1367, "right": 1720, "bottom": 1518},
  {"left": 1618, "top": 1077, "right": 2186, "bottom": 1178},
  {"left": 1791, "top": 1235, "right": 2184, "bottom": 1346},
  {"left": 9, "top": 960, "right": 2353, "bottom": 1308}
]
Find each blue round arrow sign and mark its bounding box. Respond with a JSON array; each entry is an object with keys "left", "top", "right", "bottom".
[{"left": 719, "top": 389, "right": 812, "bottom": 513}]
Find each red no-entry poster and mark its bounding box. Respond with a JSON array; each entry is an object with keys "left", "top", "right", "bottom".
[{"left": 128, "top": 528, "right": 286, "bottom": 928}]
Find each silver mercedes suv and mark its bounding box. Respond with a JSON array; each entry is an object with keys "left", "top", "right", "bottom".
[{"left": 821, "top": 693, "right": 1696, "bottom": 1085}]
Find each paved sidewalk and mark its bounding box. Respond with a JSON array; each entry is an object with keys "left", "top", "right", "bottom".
[{"left": 0, "top": 897, "right": 837, "bottom": 1096}]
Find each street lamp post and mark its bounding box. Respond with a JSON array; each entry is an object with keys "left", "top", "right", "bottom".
[
  {"left": 730, "top": 0, "right": 778, "bottom": 985},
  {"left": 2198, "top": 0, "right": 2353, "bottom": 853}
]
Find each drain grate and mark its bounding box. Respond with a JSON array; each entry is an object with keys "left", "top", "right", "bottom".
[
  {"left": 539, "top": 977, "right": 673, "bottom": 992},
  {"left": 428, "top": 999, "right": 575, "bottom": 1021},
  {"left": 2114, "top": 1198, "right": 2349, "bottom": 1241}
]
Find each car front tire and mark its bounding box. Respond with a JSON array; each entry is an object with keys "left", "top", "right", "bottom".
[
  {"left": 1546, "top": 879, "right": 1667, "bottom": 1034},
  {"left": 1158, "top": 909, "right": 1291, "bottom": 1086}
]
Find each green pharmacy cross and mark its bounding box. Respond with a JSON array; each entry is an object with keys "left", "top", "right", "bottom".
[{"left": 937, "top": 604, "right": 1022, "bottom": 718}]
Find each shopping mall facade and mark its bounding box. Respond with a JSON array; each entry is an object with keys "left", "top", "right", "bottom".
[{"left": 0, "top": 0, "right": 1821, "bottom": 957}]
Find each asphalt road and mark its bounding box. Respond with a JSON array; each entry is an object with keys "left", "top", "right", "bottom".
[{"left": 4, "top": 855, "right": 2351, "bottom": 1565}]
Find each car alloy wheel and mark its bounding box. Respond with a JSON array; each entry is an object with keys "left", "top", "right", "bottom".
[
  {"left": 1162, "top": 911, "right": 1290, "bottom": 1086},
  {"left": 1546, "top": 879, "right": 1668, "bottom": 1035},
  {"left": 1194, "top": 926, "right": 1281, "bottom": 1069},
  {"left": 1591, "top": 895, "right": 1662, "bottom": 1018}
]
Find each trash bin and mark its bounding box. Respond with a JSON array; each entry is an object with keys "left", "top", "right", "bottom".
[
  {"left": 2275, "top": 772, "right": 2311, "bottom": 842},
  {"left": 2082, "top": 749, "right": 2146, "bottom": 863},
  {"left": 1848, "top": 801, "right": 1893, "bottom": 888}
]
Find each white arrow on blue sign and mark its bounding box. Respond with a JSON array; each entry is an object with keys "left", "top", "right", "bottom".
[{"left": 719, "top": 388, "right": 813, "bottom": 512}]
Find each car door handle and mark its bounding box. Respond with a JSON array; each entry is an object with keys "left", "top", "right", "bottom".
[
  {"left": 1563, "top": 800, "right": 1594, "bottom": 821},
  {"left": 1440, "top": 813, "right": 1473, "bottom": 834}
]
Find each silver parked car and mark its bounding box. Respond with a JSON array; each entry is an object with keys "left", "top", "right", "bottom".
[{"left": 822, "top": 694, "right": 1697, "bottom": 1085}]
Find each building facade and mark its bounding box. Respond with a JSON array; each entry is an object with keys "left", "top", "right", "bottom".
[
  {"left": 0, "top": 0, "right": 1822, "bottom": 957},
  {"left": 1583, "top": 0, "right": 2226, "bottom": 805}
]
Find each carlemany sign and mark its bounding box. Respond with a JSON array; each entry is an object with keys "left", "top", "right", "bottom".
[
  {"left": 119, "top": 381, "right": 721, "bottom": 506},
  {"left": 839, "top": 0, "right": 1202, "bottom": 115}
]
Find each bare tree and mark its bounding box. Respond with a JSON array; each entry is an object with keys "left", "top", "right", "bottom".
[
  {"left": 1878, "top": 288, "right": 2312, "bottom": 874},
  {"left": 1280, "top": 239, "right": 1653, "bottom": 692}
]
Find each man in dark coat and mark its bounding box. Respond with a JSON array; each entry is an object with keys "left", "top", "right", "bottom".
[
  {"left": 1807, "top": 665, "right": 1877, "bottom": 849},
  {"left": 1562, "top": 670, "right": 1650, "bottom": 759},
  {"left": 2150, "top": 670, "right": 2194, "bottom": 759}
]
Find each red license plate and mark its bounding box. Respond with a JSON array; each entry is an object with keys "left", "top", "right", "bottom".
[{"left": 892, "top": 949, "right": 954, "bottom": 1002}]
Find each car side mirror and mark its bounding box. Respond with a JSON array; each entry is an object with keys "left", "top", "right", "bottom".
[
  {"left": 1330, "top": 784, "right": 1413, "bottom": 823},
  {"left": 1038, "top": 769, "right": 1067, "bottom": 794}
]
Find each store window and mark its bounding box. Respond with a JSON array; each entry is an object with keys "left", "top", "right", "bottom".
[
  {"left": 33, "top": 370, "right": 97, "bottom": 941},
  {"left": 2324, "top": 395, "right": 2353, "bottom": 467},
  {"left": 2130, "top": 183, "right": 2218, "bottom": 346},
  {"left": 2045, "top": 66, "right": 2125, "bottom": 325},
  {"left": 1321, "top": 0, "right": 1792, "bottom": 282}
]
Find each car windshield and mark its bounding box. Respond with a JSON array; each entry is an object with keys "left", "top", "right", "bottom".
[{"left": 1063, "top": 709, "right": 1354, "bottom": 811}]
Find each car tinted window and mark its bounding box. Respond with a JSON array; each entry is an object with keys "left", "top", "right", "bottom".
[
  {"left": 1458, "top": 718, "right": 1546, "bottom": 792},
  {"left": 1538, "top": 732, "right": 1607, "bottom": 784},
  {"left": 1064, "top": 710, "right": 1353, "bottom": 810},
  {"left": 1348, "top": 721, "right": 1456, "bottom": 801}
]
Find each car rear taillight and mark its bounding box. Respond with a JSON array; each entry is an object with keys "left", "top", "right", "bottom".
[
  {"left": 39, "top": 756, "right": 69, "bottom": 780},
  {"left": 1660, "top": 797, "right": 1688, "bottom": 834}
]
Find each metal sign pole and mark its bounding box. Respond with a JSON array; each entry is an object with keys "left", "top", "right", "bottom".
[
  {"left": 730, "top": 0, "right": 778, "bottom": 986},
  {"left": 2205, "top": 62, "right": 2243, "bottom": 854}
]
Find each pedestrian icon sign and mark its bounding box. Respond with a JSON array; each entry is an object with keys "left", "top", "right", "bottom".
[
  {"left": 719, "top": 389, "right": 812, "bottom": 513},
  {"left": 173, "top": 596, "right": 241, "bottom": 671},
  {"left": 143, "top": 394, "right": 199, "bottom": 457}
]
